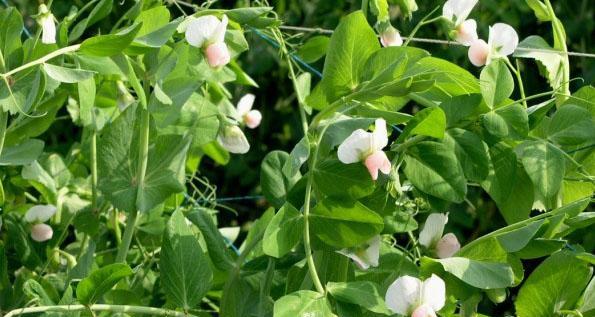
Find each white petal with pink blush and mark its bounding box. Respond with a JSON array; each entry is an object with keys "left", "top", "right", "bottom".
[
  {"left": 337, "top": 236, "right": 380, "bottom": 270},
  {"left": 386, "top": 274, "right": 446, "bottom": 316},
  {"left": 380, "top": 26, "right": 403, "bottom": 47},
  {"left": 25, "top": 205, "right": 57, "bottom": 223},
  {"left": 217, "top": 125, "right": 250, "bottom": 154},
  {"left": 443, "top": 0, "right": 478, "bottom": 26},
  {"left": 236, "top": 94, "right": 262, "bottom": 128},
  {"left": 31, "top": 223, "right": 54, "bottom": 242}
]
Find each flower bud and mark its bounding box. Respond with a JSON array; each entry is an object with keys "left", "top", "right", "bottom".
[
  {"left": 486, "top": 288, "right": 507, "bottom": 304},
  {"left": 38, "top": 5, "right": 56, "bottom": 44},
  {"left": 380, "top": 26, "right": 403, "bottom": 47},
  {"left": 435, "top": 233, "right": 461, "bottom": 258},
  {"left": 205, "top": 42, "right": 231, "bottom": 68},
  {"left": 31, "top": 223, "right": 53, "bottom": 242},
  {"left": 411, "top": 304, "right": 437, "bottom": 317},
  {"left": 217, "top": 125, "right": 250, "bottom": 154},
  {"left": 468, "top": 39, "right": 489, "bottom": 67},
  {"left": 244, "top": 110, "right": 262, "bottom": 129}
]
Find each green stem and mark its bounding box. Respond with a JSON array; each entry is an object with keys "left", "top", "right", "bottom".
[
  {"left": 504, "top": 58, "right": 528, "bottom": 108},
  {"left": 303, "top": 173, "right": 325, "bottom": 294},
  {"left": 115, "top": 209, "right": 138, "bottom": 263},
  {"left": 90, "top": 130, "right": 98, "bottom": 211},
  {"left": 0, "top": 111, "right": 8, "bottom": 156},
  {"left": 1, "top": 44, "right": 80, "bottom": 78},
  {"left": 4, "top": 304, "right": 196, "bottom": 317},
  {"left": 403, "top": 6, "right": 441, "bottom": 47},
  {"left": 361, "top": 0, "right": 369, "bottom": 18},
  {"left": 544, "top": 0, "right": 570, "bottom": 104}
]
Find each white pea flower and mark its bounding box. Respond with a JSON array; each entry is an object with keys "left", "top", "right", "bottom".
[
  {"left": 236, "top": 94, "right": 262, "bottom": 129},
  {"left": 30, "top": 223, "right": 54, "bottom": 242},
  {"left": 25, "top": 205, "right": 57, "bottom": 223},
  {"left": 443, "top": 0, "right": 478, "bottom": 46},
  {"left": 419, "top": 213, "right": 461, "bottom": 258},
  {"left": 217, "top": 124, "right": 250, "bottom": 154},
  {"left": 337, "top": 236, "right": 380, "bottom": 270},
  {"left": 185, "top": 15, "right": 231, "bottom": 68},
  {"left": 337, "top": 119, "right": 391, "bottom": 181},
  {"left": 386, "top": 274, "right": 446, "bottom": 317},
  {"left": 38, "top": 4, "right": 56, "bottom": 44},
  {"left": 468, "top": 23, "right": 519, "bottom": 67},
  {"left": 380, "top": 26, "right": 403, "bottom": 47}
]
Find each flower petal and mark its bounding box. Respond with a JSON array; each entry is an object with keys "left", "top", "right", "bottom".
[
  {"left": 337, "top": 129, "right": 373, "bottom": 164},
  {"left": 421, "top": 274, "right": 446, "bottom": 312},
  {"left": 380, "top": 26, "right": 403, "bottom": 47},
  {"left": 237, "top": 94, "right": 255, "bottom": 116},
  {"left": 25, "top": 205, "right": 57, "bottom": 223},
  {"left": 412, "top": 304, "right": 437, "bottom": 317},
  {"left": 41, "top": 14, "right": 56, "bottom": 44},
  {"left": 30, "top": 223, "right": 54, "bottom": 242},
  {"left": 244, "top": 110, "right": 262, "bottom": 129},
  {"left": 185, "top": 15, "right": 221, "bottom": 47},
  {"left": 468, "top": 39, "right": 489, "bottom": 67},
  {"left": 419, "top": 213, "right": 448, "bottom": 248},
  {"left": 212, "top": 15, "right": 228, "bottom": 44},
  {"left": 372, "top": 118, "right": 388, "bottom": 151},
  {"left": 205, "top": 42, "right": 231, "bottom": 68},
  {"left": 364, "top": 151, "right": 391, "bottom": 180},
  {"left": 386, "top": 275, "right": 422, "bottom": 315},
  {"left": 455, "top": 19, "right": 478, "bottom": 46},
  {"left": 217, "top": 125, "right": 250, "bottom": 154},
  {"left": 488, "top": 23, "right": 519, "bottom": 57},
  {"left": 337, "top": 236, "right": 381, "bottom": 270},
  {"left": 443, "top": 0, "right": 478, "bottom": 26},
  {"left": 436, "top": 233, "right": 461, "bottom": 258}
]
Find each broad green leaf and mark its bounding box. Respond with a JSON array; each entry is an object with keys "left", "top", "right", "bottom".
[
  {"left": 547, "top": 104, "right": 595, "bottom": 146},
  {"left": 23, "top": 279, "right": 54, "bottom": 305},
  {"left": 129, "top": 7, "right": 181, "bottom": 52},
  {"left": 69, "top": 0, "right": 113, "bottom": 41},
  {"left": 67, "top": 240, "right": 96, "bottom": 282},
  {"left": 444, "top": 129, "right": 489, "bottom": 182},
  {"left": 296, "top": 36, "right": 329, "bottom": 63},
  {"left": 261, "top": 151, "right": 301, "bottom": 208},
  {"left": 283, "top": 136, "right": 310, "bottom": 177},
  {"left": 563, "top": 85, "right": 594, "bottom": 115},
  {"left": 186, "top": 207, "right": 235, "bottom": 272},
  {"left": 515, "top": 238, "right": 565, "bottom": 259},
  {"left": 480, "top": 59, "right": 514, "bottom": 109},
  {"left": 98, "top": 107, "right": 190, "bottom": 213},
  {"left": 160, "top": 210, "right": 213, "bottom": 309},
  {"left": 579, "top": 277, "right": 595, "bottom": 316},
  {"left": 263, "top": 203, "right": 304, "bottom": 258},
  {"left": 0, "top": 7, "right": 24, "bottom": 70},
  {"left": 159, "top": 93, "right": 219, "bottom": 147},
  {"left": 319, "top": 11, "right": 379, "bottom": 104},
  {"left": 482, "top": 104, "right": 529, "bottom": 139},
  {"left": 524, "top": 0, "right": 550, "bottom": 21},
  {"left": 327, "top": 281, "right": 391, "bottom": 315},
  {"left": 516, "top": 251, "right": 593, "bottom": 317},
  {"left": 429, "top": 257, "right": 515, "bottom": 289},
  {"left": 481, "top": 143, "right": 534, "bottom": 224},
  {"left": 43, "top": 64, "right": 95, "bottom": 83},
  {"left": 79, "top": 23, "right": 142, "bottom": 57},
  {"left": 313, "top": 158, "right": 375, "bottom": 199},
  {"left": 439, "top": 94, "right": 483, "bottom": 127},
  {"left": 369, "top": 0, "right": 389, "bottom": 21},
  {"left": 310, "top": 198, "right": 383, "bottom": 248},
  {"left": 0, "top": 139, "right": 44, "bottom": 166},
  {"left": 76, "top": 263, "right": 133, "bottom": 305},
  {"left": 514, "top": 36, "right": 563, "bottom": 90},
  {"left": 0, "top": 67, "right": 46, "bottom": 114},
  {"left": 496, "top": 219, "right": 545, "bottom": 252},
  {"left": 226, "top": 7, "right": 273, "bottom": 25},
  {"left": 519, "top": 140, "right": 565, "bottom": 199},
  {"left": 274, "top": 290, "right": 336, "bottom": 317},
  {"left": 403, "top": 141, "right": 467, "bottom": 203},
  {"left": 397, "top": 107, "right": 446, "bottom": 142},
  {"left": 77, "top": 77, "right": 97, "bottom": 128},
  {"left": 22, "top": 160, "right": 58, "bottom": 203}
]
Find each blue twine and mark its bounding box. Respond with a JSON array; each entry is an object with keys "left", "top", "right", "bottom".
[
  {"left": 1, "top": 0, "right": 33, "bottom": 38},
  {"left": 248, "top": 26, "right": 323, "bottom": 79}
]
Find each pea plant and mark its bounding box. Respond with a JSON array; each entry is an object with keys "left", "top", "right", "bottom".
[{"left": 0, "top": 0, "right": 593, "bottom": 316}]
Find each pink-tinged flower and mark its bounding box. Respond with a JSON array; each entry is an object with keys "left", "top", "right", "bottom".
[
  {"left": 31, "top": 223, "right": 53, "bottom": 242},
  {"left": 337, "top": 119, "right": 391, "bottom": 180},
  {"left": 185, "top": 15, "right": 231, "bottom": 68},
  {"left": 380, "top": 26, "right": 403, "bottom": 47},
  {"left": 419, "top": 213, "right": 461, "bottom": 258},
  {"left": 337, "top": 236, "right": 381, "bottom": 270},
  {"left": 468, "top": 39, "right": 489, "bottom": 66},
  {"left": 38, "top": 5, "right": 56, "bottom": 44},
  {"left": 217, "top": 124, "right": 250, "bottom": 154},
  {"left": 236, "top": 94, "right": 262, "bottom": 129},
  {"left": 386, "top": 274, "right": 446, "bottom": 316},
  {"left": 443, "top": 0, "right": 478, "bottom": 46}
]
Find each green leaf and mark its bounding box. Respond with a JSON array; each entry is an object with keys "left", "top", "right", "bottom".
[
  {"left": 519, "top": 140, "right": 565, "bottom": 199},
  {"left": 444, "top": 129, "right": 490, "bottom": 182},
  {"left": 403, "top": 141, "right": 467, "bottom": 203},
  {"left": 160, "top": 210, "right": 213, "bottom": 309},
  {"left": 129, "top": 7, "right": 181, "bottom": 52},
  {"left": 77, "top": 77, "right": 97, "bottom": 128},
  {"left": 397, "top": 107, "right": 446, "bottom": 142},
  {"left": 263, "top": 203, "right": 304, "bottom": 258},
  {"left": 428, "top": 257, "right": 515, "bottom": 289},
  {"left": 274, "top": 290, "right": 336, "bottom": 317},
  {"left": 98, "top": 107, "right": 191, "bottom": 213},
  {"left": 79, "top": 23, "right": 142, "bottom": 57},
  {"left": 310, "top": 198, "right": 383, "bottom": 248},
  {"left": 524, "top": 0, "right": 550, "bottom": 21},
  {"left": 313, "top": 158, "right": 375, "bottom": 199},
  {"left": 0, "top": 139, "right": 44, "bottom": 166},
  {"left": 43, "top": 64, "right": 95, "bottom": 83},
  {"left": 547, "top": 104, "right": 595, "bottom": 146},
  {"left": 296, "top": 36, "right": 329, "bottom": 63},
  {"left": 23, "top": 279, "right": 55, "bottom": 306},
  {"left": 439, "top": 94, "right": 483, "bottom": 127},
  {"left": 69, "top": 0, "right": 113, "bottom": 41},
  {"left": 319, "top": 11, "right": 380, "bottom": 104},
  {"left": 76, "top": 263, "right": 133, "bottom": 305},
  {"left": 0, "top": 67, "right": 46, "bottom": 115},
  {"left": 226, "top": 7, "right": 273, "bottom": 25},
  {"left": 563, "top": 85, "right": 595, "bottom": 116},
  {"left": 186, "top": 207, "right": 235, "bottom": 272},
  {"left": 327, "top": 281, "right": 391, "bottom": 315},
  {"left": 261, "top": 151, "right": 301, "bottom": 208},
  {"left": 482, "top": 104, "right": 529, "bottom": 139},
  {"left": 496, "top": 219, "right": 545, "bottom": 252},
  {"left": 514, "top": 36, "right": 563, "bottom": 90},
  {"left": 283, "top": 136, "right": 310, "bottom": 177},
  {"left": 516, "top": 251, "right": 593, "bottom": 317},
  {"left": 0, "top": 7, "right": 24, "bottom": 70},
  {"left": 480, "top": 59, "right": 514, "bottom": 109}
]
